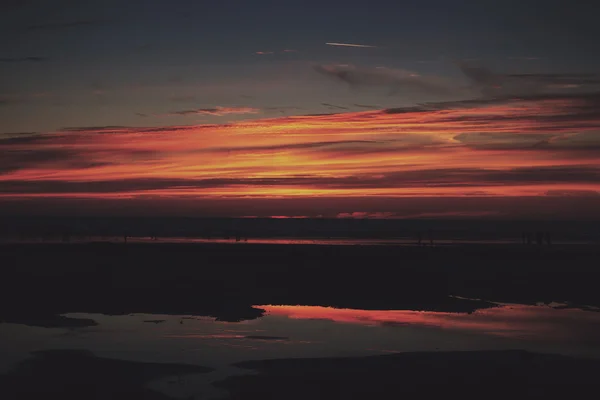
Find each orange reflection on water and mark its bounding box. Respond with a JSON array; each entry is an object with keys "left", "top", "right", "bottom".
[{"left": 258, "top": 304, "right": 600, "bottom": 341}]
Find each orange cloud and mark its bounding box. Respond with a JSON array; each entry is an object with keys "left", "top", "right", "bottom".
[{"left": 1, "top": 94, "right": 600, "bottom": 203}]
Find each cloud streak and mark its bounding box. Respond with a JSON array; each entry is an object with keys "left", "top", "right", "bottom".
[
  {"left": 1, "top": 92, "right": 599, "bottom": 204},
  {"left": 326, "top": 42, "right": 377, "bottom": 48},
  {"left": 314, "top": 64, "right": 457, "bottom": 96},
  {"left": 167, "top": 106, "right": 260, "bottom": 117}
]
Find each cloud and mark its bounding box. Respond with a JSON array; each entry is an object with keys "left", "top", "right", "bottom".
[
  {"left": 0, "top": 148, "right": 114, "bottom": 174},
  {"left": 545, "top": 190, "right": 600, "bottom": 197},
  {"left": 255, "top": 51, "right": 274, "bottom": 55},
  {"left": 321, "top": 103, "right": 350, "bottom": 110},
  {"left": 457, "top": 61, "right": 600, "bottom": 97},
  {"left": 2, "top": 166, "right": 600, "bottom": 195},
  {"left": 168, "top": 106, "right": 260, "bottom": 117},
  {"left": 1, "top": 91, "right": 599, "bottom": 201},
  {"left": 326, "top": 42, "right": 377, "bottom": 48},
  {"left": 507, "top": 73, "right": 600, "bottom": 86},
  {"left": 0, "top": 56, "right": 46, "bottom": 63},
  {"left": 314, "top": 64, "right": 456, "bottom": 96},
  {"left": 353, "top": 104, "right": 380, "bottom": 109},
  {"left": 263, "top": 106, "right": 304, "bottom": 114}
]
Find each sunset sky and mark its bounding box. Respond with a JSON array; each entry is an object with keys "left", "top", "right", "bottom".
[{"left": 2, "top": 1, "right": 600, "bottom": 218}]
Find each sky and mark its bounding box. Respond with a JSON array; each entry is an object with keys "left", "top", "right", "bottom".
[{"left": 1, "top": 0, "right": 600, "bottom": 218}]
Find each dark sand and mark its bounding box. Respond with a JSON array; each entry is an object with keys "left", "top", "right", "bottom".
[
  {"left": 2, "top": 242, "right": 600, "bottom": 326},
  {"left": 0, "top": 349, "right": 212, "bottom": 400},
  {"left": 215, "top": 350, "right": 600, "bottom": 399}
]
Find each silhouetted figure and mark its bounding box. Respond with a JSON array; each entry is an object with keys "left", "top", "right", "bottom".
[
  {"left": 124, "top": 234, "right": 128, "bottom": 244},
  {"left": 417, "top": 231, "right": 423, "bottom": 246},
  {"left": 545, "top": 231, "right": 552, "bottom": 246},
  {"left": 526, "top": 232, "right": 533, "bottom": 245},
  {"left": 428, "top": 229, "right": 434, "bottom": 246},
  {"left": 522, "top": 232, "right": 527, "bottom": 245},
  {"left": 535, "top": 231, "right": 543, "bottom": 246}
]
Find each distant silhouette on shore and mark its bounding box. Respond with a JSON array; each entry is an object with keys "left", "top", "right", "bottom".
[
  {"left": 522, "top": 231, "right": 552, "bottom": 246},
  {"left": 415, "top": 230, "right": 434, "bottom": 246}
]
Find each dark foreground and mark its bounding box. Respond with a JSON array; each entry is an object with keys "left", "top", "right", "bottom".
[
  {"left": 2, "top": 242, "right": 600, "bottom": 326},
  {"left": 2, "top": 243, "right": 600, "bottom": 399},
  {"left": 2, "top": 349, "right": 600, "bottom": 399},
  {"left": 217, "top": 350, "right": 600, "bottom": 399},
  {"left": 0, "top": 349, "right": 211, "bottom": 400}
]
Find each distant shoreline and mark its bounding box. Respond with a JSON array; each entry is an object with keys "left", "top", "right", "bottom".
[{"left": 1, "top": 236, "right": 598, "bottom": 247}]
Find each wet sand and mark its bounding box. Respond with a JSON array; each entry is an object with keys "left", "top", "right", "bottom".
[
  {"left": 0, "top": 349, "right": 212, "bottom": 400},
  {"left": 215, "top": 350, "right": 600, "bottom": 399}
]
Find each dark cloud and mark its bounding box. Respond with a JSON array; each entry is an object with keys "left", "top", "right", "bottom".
[
  {"left": 0, "top": 132, "right": 38, "bottom": 137},
  {"left": 2, "top": 166, "right": 599, "bottom": 194},
  {"left": 0, "top": 133, "right": 60, "bottom": 145},
  {"left": 60, "top": 126, "right": 132, "bottom": 133},
  {"left": 453, "top": 132, "right": 557, "bottom": 150},
  {"left": 56, "top": 125, "right": 208, "bottom": 135},
  {"left": 353, "top": 104, "right": 380, "bottom": 109},
  {"left": 263, "top": 106, "right": 304, "bottom": 114},
  {"left": 546, "top": 190, "right": 600, "bottom": 197},
  {"left": 321, "top": 103, "right": 350, "bottom": 110},
  {"left": 168, "top": 107, "right": 259, "bottom": 116},
  {"left": 457, "top": 61, "right": 600, "bottom": 97},
  {"left": 314, "top": 64, "right": 455, "bottom": 96},
  {"left": 387, "top": 91, "right": 600, "bottom": 113},
  {"left": 384, "top": 92, "right": 600, "bottom": 130},
  {"left": 383, "top": 105, "right": 436, "bottom": 114},
  {"left": 0, "top": 148, "right": 109, "bottom": 174},
  {"left": 0, "top": 145, "right": 159, "bottom": 175},
  {"left": 0, "top": 56, "right": 46, "bottom": 63},
  {"left": 507, "top": 73, "right": 600, "bottom": 86}
]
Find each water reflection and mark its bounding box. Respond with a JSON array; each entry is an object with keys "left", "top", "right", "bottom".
[
  {"left": 259, "top": 304, "right": 600, "bottom": 342},
  {"left": 2, "top": 303, "right": 600, "bottom": 398}
]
